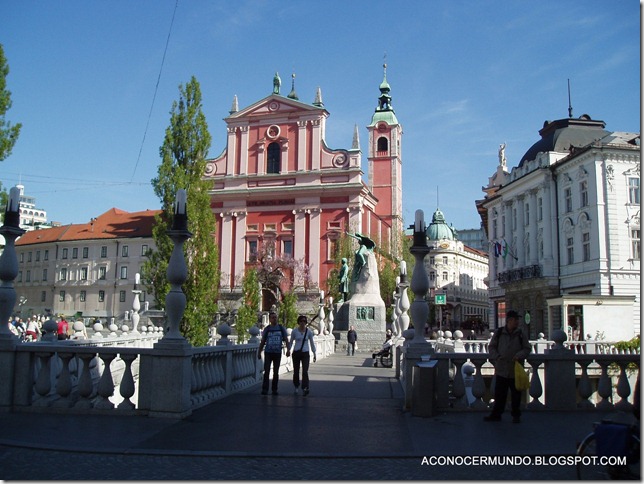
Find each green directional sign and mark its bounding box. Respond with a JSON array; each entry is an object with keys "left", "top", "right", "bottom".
[{"left": 435, "top": 294, "right": 446, "bottom": 305}]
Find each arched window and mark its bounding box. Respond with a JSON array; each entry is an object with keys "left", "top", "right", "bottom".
[
  {"left": 267, "top": 142, "right": 281, "bottom": 174},
  {"left": 377, "top": 137, "right": 388, "bottom": 152}
]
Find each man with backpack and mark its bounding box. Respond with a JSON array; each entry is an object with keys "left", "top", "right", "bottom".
[
  {"left": 484, "top": 310, "right": 531, "bottom": 423},
  {"left": 258, "top": 311, "right": 290, "bottom": 395}
]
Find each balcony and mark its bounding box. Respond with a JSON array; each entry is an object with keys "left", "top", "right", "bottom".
[{"left": 498, "top": 264, "right": 542, "bottom": 284}]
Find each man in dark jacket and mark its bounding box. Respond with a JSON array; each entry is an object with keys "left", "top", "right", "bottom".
[
  {"left": 484, "top": 310, "right": 531, "bottom": 423},
  {"left": 347, "top": 326, "right": 357, "bottom": 356}
]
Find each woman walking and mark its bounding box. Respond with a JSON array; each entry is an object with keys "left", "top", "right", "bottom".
[{"left": 289, "top": 315, "right": 317, "bottom": 396}]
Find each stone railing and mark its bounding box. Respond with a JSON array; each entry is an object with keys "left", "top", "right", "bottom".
[{"left": 400, "top": 331, "right": 639, "bottom": 415}]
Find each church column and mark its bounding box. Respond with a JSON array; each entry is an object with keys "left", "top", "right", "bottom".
[
  {"left": 226, "top": 127, "right": 236, "bottom": 176},
  {"left": 233, "top": 212, "right": 247, "bottom": 285},
  {"left": 297, "top": 121, "right": 307, "bottom": 171},
  {"left": 238, "top": 127, "right": 249, "bottom": 175},
  {"left": 257, "top": 142, "right": 265, "bottom": 176},
  {"left": 309, "top": 208, "right": 322, "bottom": 287},
  {"left": 310, "top": 119, "right": 321, "bottom": 170},
  {"left": 293, "top": 209, "right": 307, "bottom": 262},
  {"left": 219, "top": 213, "right": 234, "bottom": 289}
]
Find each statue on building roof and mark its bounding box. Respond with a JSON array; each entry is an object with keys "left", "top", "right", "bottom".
[
  {"left": 273, "top": 72, "right": 281, "bottom": 95},
  {"left": 499, "top": 142, "right": 507, "bottom": 168}
]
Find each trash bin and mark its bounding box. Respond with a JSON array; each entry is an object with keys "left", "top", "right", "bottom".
[{"left": 412, "top": 360, "right": 438, "bottom": 417}]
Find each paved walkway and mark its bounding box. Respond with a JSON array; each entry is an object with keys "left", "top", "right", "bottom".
[{"left": 0, "top": 353, "right": 633, "bottom": 480}]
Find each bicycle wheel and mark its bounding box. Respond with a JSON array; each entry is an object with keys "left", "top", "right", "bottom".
[{"left": 576, "top": 434, "right": 610, "bottom": 480}]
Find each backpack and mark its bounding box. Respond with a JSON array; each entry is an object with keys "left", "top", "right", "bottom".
[{"left": 264, "top": 325, "right": 286, "bottom": 353}]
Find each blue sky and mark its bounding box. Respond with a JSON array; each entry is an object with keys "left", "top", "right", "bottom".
[{"left": 1, "top": 1, "right": 640, "bottom": 231}]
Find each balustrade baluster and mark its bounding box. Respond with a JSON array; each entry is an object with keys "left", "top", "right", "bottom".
[
  {"left": 596, "top": 361, "right": 613, "bottom": 410},
  {"left": 75, "top": 353, "right": 96, "bottom": 409},
  {"left": 94, "top": 353, "right": 116, "bottom": 409},
  {"left": 576, "top": 361, "right": 593, "bottom": 408},
  {"left": 613, "top": 362, "right": 633, "bottom": 412},
  {"left": 34, "top": 352, "right": 54, "bottom": 406},
  {"left": 117, "top": 353, "right": 137, "bottom": 410},
  {"left": 451, "top": 359, "right": 466, "bottom": 408},
  {"left": 469, "top": 360, "right": 487, "bottom": 409},
  {"left": 53, "top": 352, "right": 74, "bottom": 408},
  {"left": 526, "top": 359, "right": 544, "bottom": 409}
]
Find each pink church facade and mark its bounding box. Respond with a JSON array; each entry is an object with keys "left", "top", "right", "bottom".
[{"left": 204, "top": 71, "right": 403, "bottom": 305}]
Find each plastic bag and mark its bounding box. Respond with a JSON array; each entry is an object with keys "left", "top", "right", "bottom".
[{"left": 514, "top": 361, "right": 529, "bottom": 391}]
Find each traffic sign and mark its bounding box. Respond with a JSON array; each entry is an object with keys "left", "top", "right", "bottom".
[{"left": 435, "top": 294, "right": 446, "bottom": 305}]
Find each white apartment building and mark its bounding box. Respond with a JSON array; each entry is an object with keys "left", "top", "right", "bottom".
[
  {"left": 13, "top": 208, "right": 160, "bottom": 321},
  {"left": 477, "top": 114, "right": 640, "bottom": 341},
  {"left": 424, "top": 208, "right": 489, "bottom": 330}
]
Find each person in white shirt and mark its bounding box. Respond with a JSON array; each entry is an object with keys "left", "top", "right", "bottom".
[{"left": 289, "top": 315, "right": 317, "bottom": 396}]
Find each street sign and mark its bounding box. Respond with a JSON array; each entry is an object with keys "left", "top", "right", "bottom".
[{"left": 435, "top": 294, "right": 446, "bottom": 305}]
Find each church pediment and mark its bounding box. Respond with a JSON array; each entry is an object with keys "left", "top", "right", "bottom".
[{"left": 227, "top": 94, "right": 325, "bottom": 121}]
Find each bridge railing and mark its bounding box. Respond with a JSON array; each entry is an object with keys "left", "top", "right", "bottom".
[{"left": 400, "top": 331, "right": 639, "bottom": 415}]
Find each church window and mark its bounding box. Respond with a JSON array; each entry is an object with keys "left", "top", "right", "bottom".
[
  {"left": 377, "top": 137, "right": 388, "bottom": 152},
  {"left": 267, "top": 142, "right": 281, "bottom": 174},
  {"left": 629, "top": 178, "right": 640, "bottom": 204},
  {"left": 631, "top": 229, "right": 640, "bottom": 260}
]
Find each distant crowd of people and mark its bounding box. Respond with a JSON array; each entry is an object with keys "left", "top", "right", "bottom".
[{"left": 7, "top": 314, "right": 91, "bottom": 341}]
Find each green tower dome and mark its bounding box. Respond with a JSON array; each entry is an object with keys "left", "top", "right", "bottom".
[{"left": 426, "top": 209, "right": 456, "bottom": 241}]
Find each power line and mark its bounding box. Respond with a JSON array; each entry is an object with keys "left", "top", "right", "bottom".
[{"left": 130, "top": 0, "right": 179, "bottom": 182}]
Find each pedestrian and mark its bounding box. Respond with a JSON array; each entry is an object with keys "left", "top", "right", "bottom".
[
  {"left": 347, "top": 325, "right": 357, "bottom": 356},
  {"left": 57, "top": 317, "right": 69, "bottom": 340},
  {"left": 484, "top": 310, "right": 531, "bottom": 423},
  {"left": 25, "top": 317, "right": 41, "bottom": 341},
  {"left": 289, "top": 315, "right": 317, "bottom": 396},
  {"left": 257, "top": 311, "right": 290, "bottom": 395}
]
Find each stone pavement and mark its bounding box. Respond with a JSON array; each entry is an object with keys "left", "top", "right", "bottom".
[{"left": 0, "top": 352, "right": 631, "bottom": 480}]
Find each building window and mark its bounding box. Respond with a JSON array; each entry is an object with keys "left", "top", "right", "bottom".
[
  {"left": 40, "top": 291, "right": 46, "bottom": 303},
  {"left": 80, "top": 267, "right": 88, "bottom": 280},
  {"left": 62, "top": 248, "right": 68, "bottom": 259},
  {"left": 59, "top": 291, "right": 65, "bottom": 302},
  {"left": 42, "top": 268, "right": 47, "bottom": 281},
  {"left": 429, "top": 272, "right": 435, "bottom": 281},
  {"left": 537, "top": 197, "right": 543, "bottom": 221},
  {"left": 377, "top": 137, "right": 389, "bottom": 152},
  {"left": 267, "top": 142, "right": 281, "bottom": 174},
  {"left": 101, "top": 246, "right": 108, "bottom": 258},
  {"left": 513, "top": 208, "right": 517, "bottom": 230},
  {"left": 328, "top": 238, "right": 338, "bottom": 261},
  {"left": 35, "top": 250, "right": 40, "bottom": 262},
  {"left": 98, "top": 290, "right": 105, "bottom": 302},
  {"left": 629, "top": 178, "right": 640, "bottom": 204},
  {"left": 248, "top": 240, "right": 258, "bottom": 262},
  {"left": 564, "top": 188, "right": 572, "bottom": 213},
  {"left": 523, "top": 203, "right": 529, "bottom": 225},
  {"left": 122, "top": 245, "right": 129, "bottom": 257},
  {"left": 44, "top": 250, "right": 49, "bottom": 261},
  {"left": 17, "top": 271, "right": 22, "bottom": 282},
  {"left": 26, "top": 270, "right": 31, "bottom": 282},
  {"left": 99, "top": 266, "right": 107, "bottom": 280},
  {"left": 72, "top": 247, "right": 78, "bottom": 259},
  {"left": 492, "top": 219, "right": 497, "bottom": 239},
  {"left": 582, "top": 232, "right": 590, "bottom": 262},
  {"left": 442, "top": 271, "right": 448, "bottom": 281},
  {"left": 120, "top": 266, "right": 128, "bottom": 279},
  {"left": 120, "top": 290, "right": 126, "bottom": 303},
  {"left": 83, "top": 247, "right": 89, "bottom": 258},
  {"left": 80, "top": 291, "right": 86, "bottom": 302},
  {"left": 539, "top": 240, "right": 544, "bottom": 259},
  {"left": 442, "top": 256, "right": 448, "bottom": 265},
  {"left": 27, "top": 251, "right": 32, "bottom": 262},
  {"left": 283, "top": 239, "right": 293, "bottom": 258},
  {"left": 429, "top": 256, "right": 435, "bottom": 265},
  {"left": 580, "top": 181, "right": 588, "bottom": 207},
  {"left": 632, "top": 229, "right": 641, "bottom": 260},
  {"left": 567, "top": 237, "right": 574, "bottom": 265},
  {"left": 60, "top": 268, "right": 67, "bottom": 281},
  {"left": 141, "top": 245, "right": 148, "bottom": 256}
]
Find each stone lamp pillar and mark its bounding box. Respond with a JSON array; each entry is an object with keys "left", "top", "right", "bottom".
[
  {"left": 318, "top": 290, "right": 326, "bottom": 335},
  {"left": 327, "top": 296, "right": 334, "bottom": 334},
  {"left": 131, "top": 273, "right": 141, "bottom": 333},
  {"left": 409, "top": 210, "right": 430, "bottom": 343},
  {"left": 0, "top": 187, "right": 25, "bottom": 344}
]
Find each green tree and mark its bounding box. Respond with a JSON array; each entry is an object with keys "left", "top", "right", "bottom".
[
  {"left": 0, "top": 44, "right": 21, "bottom": 162},
  {"left": 279, "top": 290, "right": 299, "bottom": 329},
  {"left": 236, "top": 267, "right": 260, "bottom": 343},
  {"left": 379, "top": 260, "right": 397, "bottom": 323},
  {"left": 324, "top": 232, "right": 354, "bottom": 302},
  {"left": 144, "top": 76, "right": 219, "bottom": 346}
]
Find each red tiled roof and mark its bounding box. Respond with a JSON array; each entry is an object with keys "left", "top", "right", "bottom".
[{"left": 16, "top": 208, "right": 162, "bottom": 246}]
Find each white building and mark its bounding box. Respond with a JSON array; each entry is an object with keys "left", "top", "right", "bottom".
[
  {"left": 477, "top": 114, "right": 640, "bottom": 341},
  {"left": 424, "top": 208, "right": 489, "bottom": 331},
  {"left": 13, "top": 208, "right": 160, "bottom": 320}
]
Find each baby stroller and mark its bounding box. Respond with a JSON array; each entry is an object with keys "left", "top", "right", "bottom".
[{"left": 372, "top": 334, "right": 394, "bottom": 368}]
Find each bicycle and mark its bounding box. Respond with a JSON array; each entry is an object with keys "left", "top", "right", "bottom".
[{"left": 576, "top": 418, "right": 640, "bottom": 480}]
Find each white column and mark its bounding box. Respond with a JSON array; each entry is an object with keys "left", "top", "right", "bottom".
[
  {"left": 311, "top": 119, "right": 321, "bottom": 171},
  {"left": 516, "top": 196, "right": 525, "bottom": 267},
  {"left": 234, "top": 213, "right": 247, "bottom": 285},
  {"left": 293, "top": 210, "right": 307, "bottom": 262},
  {"left": 542, "top": 180, "right": 554, "bottom": 264},
  {"left": 504, "top": 201, "right": 513, "bottom": 270},
  {"left": 529, "top": 189, "right": 538, "bottom": 265}
]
